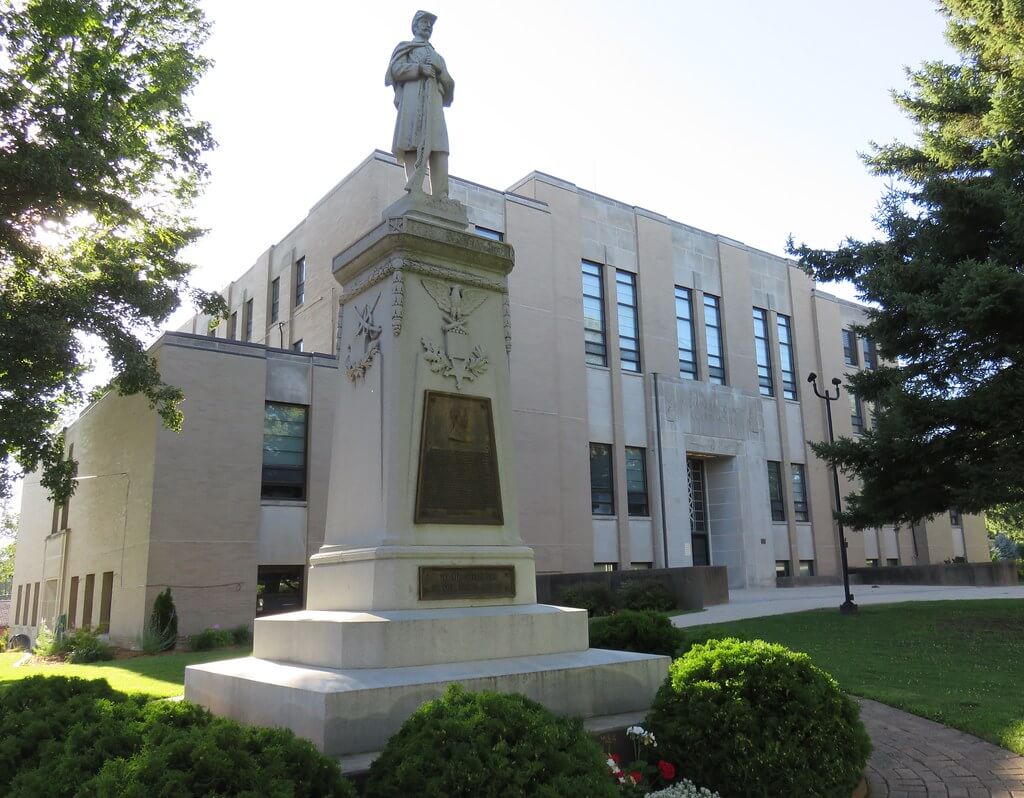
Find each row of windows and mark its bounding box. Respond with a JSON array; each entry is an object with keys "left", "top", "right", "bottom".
[
  {"left": 843, "top": 328, "right": 877, "bottom": 369},
  {"left": 589, "top": 442, "right": 649, "bottom": 517},
  {"left": 766, "top": 460, "right": 809, "bottom": 523},
  {"left": 219, "top": 257, "right": 307, "bottom": 345},
  {"left": 13, "top": 571, "right": 113, "bottom": 632}
]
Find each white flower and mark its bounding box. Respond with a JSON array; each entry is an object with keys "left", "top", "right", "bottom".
[{"left": 626, "top": 725, "right": 646, "bottom": 737}]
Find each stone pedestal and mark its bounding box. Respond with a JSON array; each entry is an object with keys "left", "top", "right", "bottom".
[{"left": 185, "top": 207, "right": 668, "bottom": 757}]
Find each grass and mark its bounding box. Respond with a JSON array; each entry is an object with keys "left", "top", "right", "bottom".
[
  {"left": 0, "top": 645, "right": 250, "bottom": 698},
  {"left": 687, "top": 599, "right": 1024, "bottom": 755}
]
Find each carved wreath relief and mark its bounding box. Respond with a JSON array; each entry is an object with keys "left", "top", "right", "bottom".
[
  {"left": 420, "top": 278, "right": 488, "bottom": 391},
  {"left": 344, "top": 291, "right": 383, "bottom": 381}
]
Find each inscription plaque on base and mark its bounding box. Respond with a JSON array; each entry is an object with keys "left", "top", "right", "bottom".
[
  {"left": 419, "top": 566, "right": 516, "bottom": 600},
  {"left": 414, "top": 390, "right": 503, "bottom": 524}
]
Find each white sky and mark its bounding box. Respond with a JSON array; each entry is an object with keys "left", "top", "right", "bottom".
[{"left": 170, "top": 0, "right": 955, "bottom": 325}]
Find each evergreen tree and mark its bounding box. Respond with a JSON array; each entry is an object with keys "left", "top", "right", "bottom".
[
  {"left": 790, "top": 0, "right": 1024, "bottom": 529},
  {"left": 148, "top": 588, "right": 177, "bottom": 651}
]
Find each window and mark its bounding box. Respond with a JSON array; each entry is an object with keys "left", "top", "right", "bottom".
[
  {"left": 675, "top": 287, "right": 697, "bottom": 380},
  {"left": 886, "top": 558, "right": 900, "bottom": 567},
  {"left": 257, "top": 565, "right": 305, "bottom": 616},
  {"left": 98, "top": 571, "right": 113, "bottom": 633},
  {"left": 475, "top": 226, "right": 503, "bottom": 241},
  {"left": 703, "top": 294, "right": 725, "bottom": 384},
  {"left": 866, "top": 558, "right": 880, "bottom": 567},
  {"left": 262, "top": 403, "right": 308, "bottom": 500},
  {"left": 949, "top": 508, "right": 963, "bottom": 527},
  {"left": 863, "top": 337, "right": 877, "bottom": 369},
  {"left": 775, "top": 561, "right": 791, "bottom": 577},
  {"left": 753, "top": 307, "right": 774, "bottom": 396},
  {"left": 767, "top": 461, "right": 785, "bottom": 522},
  {"left": 581, "top": 261, "right": 607, "bottom": 366},
  {"left": 294, "top": 256, "right": 306, "bottom": 307},
  {"left": 594, "top": 562, "right": 618, "bottom": 572},
  {"left": 82, "top": 573, "right": 94, "bottom": 627},
  {"left": 31, "top": 582, "right": 39, "bottom": 626},
  {"left": 14, "top": 585, "right": 21, "bottom": 627},
  {"left": 625, "top": 447, "right": 649, "bottom": 517},
  {"left": 227, "top": 311, "right": 237, "bottom": 340},
  {"left": 616, "top": 270, "right": 640, "bottom": 372},
  {"left": 292, "top": 340, "right": 304, "bottom": 352},
  {"left": 791, "top": 463, "right": 809, "bottom": 522},
  {"left": 270, "top": 277, "right": 280, "bottom": 322},
  {"left": 776, "top": 314, "right": 797, "bottom": 400},
  {"left": 630, "top": 562, "right": 653, "bottom": 569},
  {"left": 799, "top": 560, "right": 815, "bottom": 577},
  {"left": 67, "top": 576, "right": 79, "bottom": 628},
  {"left": 243, "top": 299, "right": 253, "bottom": 342},
  {"left": 589, "top": 443, "right": 614, "bottom": 515},
  {"left": 842, "top": 329, "right": 858, "bottom": 366},
  {"left": 850, "top": 393, "right": 865, "bottom": 434}
]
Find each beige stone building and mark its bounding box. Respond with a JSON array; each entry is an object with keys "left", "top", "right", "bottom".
[{"left": 10, "top": 152, "right": 989, "bottom": 645}]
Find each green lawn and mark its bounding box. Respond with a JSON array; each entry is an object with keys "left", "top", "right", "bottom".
[
  {"left": 686, "top": 600, "right": 1024, "bottom": 754},
  {"left": 0, "top": 646, "right": 250, "bottom": 697}
]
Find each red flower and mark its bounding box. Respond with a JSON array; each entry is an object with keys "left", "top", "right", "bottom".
[
  {"left": 609, "top": 753, "right": 620, "bottom": 763},
  {"left": 630, "top": 771, "right": 643, "bottom": 783},
  {"left": 658, "top": 760, "right": 676, "bottom": 780}
]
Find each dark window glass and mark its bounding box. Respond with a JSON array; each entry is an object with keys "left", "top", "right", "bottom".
[
  {"left": 67, "top": 576, "right": 79, "bottom": 628},
  {"left": 625, "top": 446, "right": 648, "bottom": 516},
  {"left": 675, "top": 286, "right": 697, "bottom": 380},
  {"left": 262, "top": 403, "right": 308, "bottom": 500},
  {"left": 616, "top": 270, "right": 640, "bottom": 372},
  {"left": 791, "top": 463, "right": 809, "bottom": 522},
  {"left": 244, "top": 299, "right": 253, "bottom": 342},
  {"left": 295, "top": 257, "right": 306, "bottom": 307},
  {"left": 271, "top": 278, "right": 280, "bottom": 322},
  {"left": 14, "top": 585, "right": 21, "bottom": 627},
  {"left": 753, "top": 307, "right": 774, "bottom": 396},
  {"left": 590, "top": 442, "right": 614, "bottom": 515},
  {"left": 866, "top": 558, "right": 880, "bottom": 567},
  {"left": 777, "top": 314, "right": 797, "bottom": 400},
  {"left": 886, "top": 557, "right": 899, "bottom": 567},
  {"left": 82, "top": 574, "right": 94, "bottom": 627},
  {"left": 703, "top": 294, "right": 725, "bottom": 384},
  {"left": 799, "top": 560, "right": 815, "bottom": 576},
  {"left": 257, "top": 565, "right": 305, "bottom": 616},
  {"left": 581, "top": 261, "right": 607, "bottom": 366},
  {"left": 475, "top": 226, "right": 503, "bottom": 241},
  {"left": 98, "top": 571, "right": 113, "bottom": 633},
  {"left": 863, "top": 337, "right": 877, "bottom": 369},
  {"left": 850, "top": 393, "right": 865, "bottom": 434},
  {"left": 767, "top": 460, "right": 785, "bottom": 522},
  {"left": 775, "top": 560, "right": 791, "bottom": 577},
  {"left": 594, "top": 562, "right": 618, "bottom": 572},
  {"left": 949, "top": 508, "right": 962, "bottom": 527},
  {"left": 227, "top": 311, "right": 237, "bottom": 340},
  {"left": 842, "top": 329, "right": 858, "bottom": 366}
]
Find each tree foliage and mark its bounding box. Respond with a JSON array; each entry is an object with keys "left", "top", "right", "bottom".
[
  {"left": 985, "top": 502, "right": 1024, "bottom": 544},
  {"left": 0, "top": 0, "right": 224, "bottom": 503},
  {"left": 0, "top": 508, "right": 15, "bottom": 584},
  {"left": 789, "top": 0, "right": 1024, "bottom": 528}
]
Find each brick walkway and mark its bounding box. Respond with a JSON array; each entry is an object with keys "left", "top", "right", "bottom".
[{"left": 860, "top": 698, "right": 1024, "bottom": 797}]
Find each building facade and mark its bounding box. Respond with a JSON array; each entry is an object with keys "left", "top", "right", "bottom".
[{"left": 11, "top": 151, "right": 989, "bottom": 644}]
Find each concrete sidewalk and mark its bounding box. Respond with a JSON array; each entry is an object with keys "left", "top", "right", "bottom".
[{"left": 672, "top": 583, "right": 1024, "bottom": 627}]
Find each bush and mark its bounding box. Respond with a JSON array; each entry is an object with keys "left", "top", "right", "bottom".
[
  {"left": 589, "top": 610, "right": 687, "bottom": 657},
  {"left": 646, "top": 780, "right": 721, "bottom": 798},
  {"left": 557, "top": 582, "right": 616, "bottom": 617},
  {"left": 647, "top": 638, "right": 871, "bottom": 798},
  {"left": 617, "top": 579, "right": 676, "bottom": 612},
  {"left": 148, "top": 587, "right": 178, "bottom": 652},
  {"left": 0, "top": 676, "right": 355, "bottom": 797},
  {"left": 64, "top": 627, "right": 115, "bottom": 663},
  {"left": 188, "top": 626, "right": 235, "bottom": 651},
  {"left": 0, "top": 626, "right": 8, "bottom": 650},
  {"left": 230, "top": 623, "right": 251, "bottom": 645},
  {"left": 364, "top": 685, "right": 618, "bottom": 798},
  {"left": 33, "top": 619, "right": 61, "bottom": 656}
]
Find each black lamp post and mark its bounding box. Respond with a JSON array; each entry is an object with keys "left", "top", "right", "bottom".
[{"left": 807, "top": 372, "right": 858, "bottom": 615}]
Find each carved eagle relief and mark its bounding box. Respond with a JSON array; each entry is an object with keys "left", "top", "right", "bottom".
[{"left": 421, "top": 278, "right": 487, "bottom": 335}]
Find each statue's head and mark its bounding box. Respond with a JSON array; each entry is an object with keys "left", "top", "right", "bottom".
[{"left": 412, "top": 10, "right": 436, "bottom": 39}]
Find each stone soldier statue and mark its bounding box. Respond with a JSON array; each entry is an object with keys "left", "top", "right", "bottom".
[{"left": 386, "top": 10, "right": 454, "bottom": 199}]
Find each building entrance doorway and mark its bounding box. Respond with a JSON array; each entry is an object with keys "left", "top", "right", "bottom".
[{"left": 687, "top": 457, "right": 710, "bottom": 566}]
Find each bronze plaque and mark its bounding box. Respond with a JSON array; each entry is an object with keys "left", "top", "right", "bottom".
[
  {"left": 414, "top": 391, "right": 503, "bottom": 525},
  {"left": 419, "top": 566, "right": 516, "bottom": 600}
]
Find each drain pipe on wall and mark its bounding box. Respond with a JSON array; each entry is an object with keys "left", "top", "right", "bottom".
[{"left": 653, "top": 373, "right": 670, "bottom": 568}]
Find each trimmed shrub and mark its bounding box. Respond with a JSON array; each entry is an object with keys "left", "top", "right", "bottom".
[
  {"left": 364, "top": 685, "right": 618, "bottom": 798},
  {"left": 617, "top": 579, "right": 676, "bottom": 612},
  {"left": 647, "top": 638, "right": 871, "bottom": 798},
  {"left": 32, "top": 619, "right": 61, "bottom": 656},
  {"left": 589, "top": 610, "right": 687, "bottom": 657},
  {"left": 0, "top": 676, "right": 355, "bottom": 797},
  {"left": 148, "top": 587, "right": 178, "bottom": 652},
  {"left": 557, "top": 582, "right": 616, "bottom": 617},
  {"left": 230, "top": 623, "right": 252, "bottom": 645},
  {"left": 64, "top": 627, "right": 114, "bottom": 663},
  {"left": 188, "top": 626, "right": 234, "bottom": 651}
]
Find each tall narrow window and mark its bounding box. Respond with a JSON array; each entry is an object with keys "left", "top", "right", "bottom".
[
  {"left": 270, "top": 277, "right": 280, "bottom": 322},
  {"left": 791, "top": 463, "right": 809, "bottom": 522},
  {"left": 675, "top": 287, "right": 697, "bottom": 379},
  {"left": 262, "top": 403, "right": 308, "bottom": 500},
  {"left": 753, "top": 307, "right": 774, "bottom": 397},
  {"left": 295, "top": 257, "right": 306, "bottom": 307},
  {"left": 589, "top": 443, "right": 614, "bottom": 515},
  {"left": 949, "top": 508, "right": 963, "bottom": 527},
  {"left": 227, "top": 312, "right": 237, "bottom": 340},
  {"left": 863, "top": 337, "right": 877, "bottom": 369},
  {"left": 625, "top": 447, "right": 649, "bottom": 516},
  {"left": 776, "top": 314, "right": 797, "bottom": 400},
  {"left": 243, "top": 299, "right": 253, "bottom": 342},
  {"left": 67, "top": 576, "right": 79, "bottom": 628},
  {"left": 616, "top": 270, "right": 640, "bottom": 372},
  {"left": 850, "top": 393, "right": 865, "bottom": 434},
  {"left": 703, "top": 294, "right": 725, "bottom": 385},
  {"left": 58, "top": 444, "right": 73, "bottom": 530},
  {"left": 14, "top": 585, "right": 21, "bottom": 627},
  {"left": 30, "top": 582, "right": 40, "bottom": 626},
  {"left": 98, "top": 571, "right": 114, "bottom": 633},
  {"left": 767, "top": 461, "right": 785, "bottom": 522},
  {"left": 82, "top": 573, "right": 95, "bottom": 627},
  {"left": 842, "top": 329, "right": 858, "bottom": 366},
  {"left": 581, "top": 261, "right": 607, "bottom": 366}
]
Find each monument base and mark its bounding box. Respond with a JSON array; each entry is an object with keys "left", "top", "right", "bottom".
[
  {"left": 185, "top": 647, "right": 669, "bottom": 756},
  {"left": 382, "top": 189, "right": 469, "bottom": 231}
]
